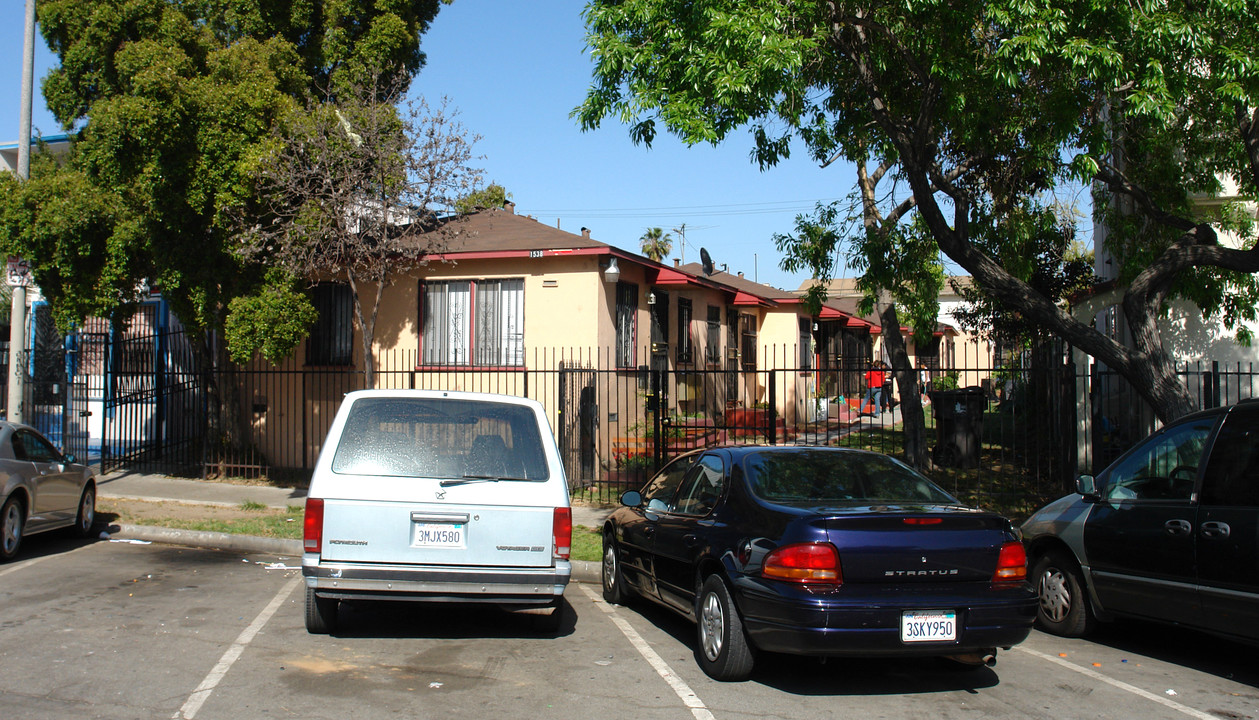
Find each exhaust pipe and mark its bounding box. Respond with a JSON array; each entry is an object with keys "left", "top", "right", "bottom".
[{"left": 944, "top": 649, "right": 997, "bottom": 668}]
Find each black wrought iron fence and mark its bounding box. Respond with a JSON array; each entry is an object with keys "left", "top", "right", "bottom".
[{"left": 24, "top": 322, "right": 1259, "bottom": 522}]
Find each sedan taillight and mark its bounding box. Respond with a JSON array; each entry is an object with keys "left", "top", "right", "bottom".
[
  {"left": 303, "top": 498, "right": 324, "bottom": 554},
  {"left": 992, "top": 541, "right": 1027, "bottom": 584},
  {"left": 553, "top": 507, "right": 572, "bottom": 560},
  {"left": 763, "top": 542, "right": 842, "bottom": 584}
]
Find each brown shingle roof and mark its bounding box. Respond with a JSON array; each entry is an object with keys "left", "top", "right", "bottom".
[
  {"left": 676, "top": 263, "right": 798, "bottom": 301},
  {"left": 431, "top": 207, "right": 611, "bottom": 253}
]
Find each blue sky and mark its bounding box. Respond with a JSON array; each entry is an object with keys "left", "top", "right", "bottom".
[{"left": 1, "top": 2, "right": 887, "bottom": 291}]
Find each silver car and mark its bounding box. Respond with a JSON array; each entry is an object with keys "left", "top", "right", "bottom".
[
  {"left": 0, "top": 421, "right": 97, "bottom": 561},
  {"left": 302, "top": 390, "right": 572, "bottom": 634}
]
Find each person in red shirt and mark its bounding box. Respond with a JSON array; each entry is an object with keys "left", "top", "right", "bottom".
[{"left": 862, "top": 361, "right": 886, "bottom": 415}]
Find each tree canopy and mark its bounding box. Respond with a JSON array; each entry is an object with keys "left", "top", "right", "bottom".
[
  {"left": 232, "top": 76, "right": 482, "bottom": 381},
  {"left": 0, "top": 0, "right": 448, "bottom": 333},
  {"left": 578, "top": 0, "right": 1259, "bottom": 422},
  {"left": 640, "top": 227, "right": 673, "bottom": 261}
]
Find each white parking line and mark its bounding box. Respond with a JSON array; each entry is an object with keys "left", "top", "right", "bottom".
[
  {"left": 0, "top": 542, "right": 95, "bottom": 578},
  {"left": 578, "top": 583, "right": 715, "bottom": 720},
  {"left": 1016, "top": 647, "right": 1217, "bottom": 720},
  {"left": 173, "top": 576, "right": 301, "bottom": 720}
]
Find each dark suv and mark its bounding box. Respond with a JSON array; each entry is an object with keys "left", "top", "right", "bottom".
[{"left": 1022, "top": 400, "right": 1259, "bottom": 642}]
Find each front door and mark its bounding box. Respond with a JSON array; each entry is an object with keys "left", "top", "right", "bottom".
[
  {"left": 616, "top": 454, "right": 696, "bottom": 599},
  {"left": 652, "top": 454, "right": 726, "bottom": 614},
  {"left": 14, "top": 429, "right": 80, "bottom": 529}
]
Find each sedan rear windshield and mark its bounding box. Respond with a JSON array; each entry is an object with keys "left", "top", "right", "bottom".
[
  {"left": 744, "top": 450, "right": 957, "bottom": 505},
  {"left": 331, "top": 397, "right": 550, "bottom": 480}
]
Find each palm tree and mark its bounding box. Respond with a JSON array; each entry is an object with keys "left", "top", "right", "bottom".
[{"left": 639, "top": 227, "right": 673, "bottom": 262}]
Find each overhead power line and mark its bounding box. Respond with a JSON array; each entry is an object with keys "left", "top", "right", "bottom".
[{"left": 529, "top": 198, "right": 842, "bottom": 220}]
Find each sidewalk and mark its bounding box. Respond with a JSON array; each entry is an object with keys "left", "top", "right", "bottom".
[
  {"left": 96, "top": 470, "right": 613, "bottom": 527},
  {"left": 95, "top": 470, "right": 608, "bottom": 582}
]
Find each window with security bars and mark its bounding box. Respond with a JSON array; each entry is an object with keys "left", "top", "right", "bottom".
[
  {"left": 677, "top": 298, "right": 694, "bottom": 364},
  {"left": 421, "top": 278, "right": 524, "bottom": 366},
  {"left": 740, "top": 313, "right": 758, "bottom": 371},
  {"left": 798, "top": 318, "right": 813, "bottom": 370},
  {"left": 615, "top": 281, "right": 638, "bottom": 368},
  {"left": 308, "top": 283, "right": 353, "bottom": 366},
  {"left": 706, "top": 305, "right": 721, "bottom": 363}
]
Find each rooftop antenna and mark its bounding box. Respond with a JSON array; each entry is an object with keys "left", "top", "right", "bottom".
[{"left": 700, "top": 247, "right": 715, "bottom": 276}]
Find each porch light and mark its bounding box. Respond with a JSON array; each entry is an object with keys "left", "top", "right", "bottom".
[{"left": 604, "top": 257, "right": 620, "bottom": 284}]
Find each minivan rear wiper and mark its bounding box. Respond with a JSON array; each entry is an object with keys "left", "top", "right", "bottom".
[{"left": 439, "top": 474, "right": 530, "bottom": 487}]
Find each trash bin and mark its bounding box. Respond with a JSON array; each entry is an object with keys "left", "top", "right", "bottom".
[{"left": 928, "top": 386, "right": 987, "bottom": 468}]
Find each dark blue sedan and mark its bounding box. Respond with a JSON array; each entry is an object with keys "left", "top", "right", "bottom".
[{"left": 601, "top": 446, "right": 1037, "bottom": 681}]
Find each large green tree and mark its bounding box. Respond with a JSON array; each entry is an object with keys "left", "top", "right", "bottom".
[
  {"left": 578, "top": 0, "right": 1259, "bottom": 424},
  {"left": 0, "top": 0, "right": 447, "bottom": 333},
  {"left": 233, "top": 74, "right": 482, "bottom": 385}
]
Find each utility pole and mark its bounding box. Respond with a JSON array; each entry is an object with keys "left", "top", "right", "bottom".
[
  {"left": 8, "top": 0, "right": 37, "bottom": 423},
  {"left": 672, "top": 223, "right": 686, "bottom": 264}
]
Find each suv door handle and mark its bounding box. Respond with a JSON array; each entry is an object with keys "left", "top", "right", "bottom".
[
  {"left": 1200, "top": 521, "right": 1231, "bottom": 539},
  {"left": 1164, "top": 519, "right": 1192, "bottom": 536}
]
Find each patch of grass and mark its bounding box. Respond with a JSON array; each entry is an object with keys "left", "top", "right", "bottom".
[
  {"left": 238, "top": 500, "right": 268, "bottom": 511},
  {"left": 571, "top": 524, "right": 601, "bottom": 563},
  {"left": 134, "top": 508, "right": 304, "bottom": 538},
  {"left": 100, "top": 500, "right": 304, "bottom": 539}
]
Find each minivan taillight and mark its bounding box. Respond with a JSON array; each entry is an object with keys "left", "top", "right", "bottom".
[
  {"left": 993, "top": 541, "right": 1027, "bottom": 584},
  {"left": 553, "top": 507, "right": 572, "bottom": 560},
  {"left": 304, "top": 498, "right": 324, "bottom": 554},
  {"left": 763, "top": 542, "right": 841, "bottom": 584}
]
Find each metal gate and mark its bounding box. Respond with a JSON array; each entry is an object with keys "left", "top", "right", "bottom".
[
  {"left": 101, "top": 305, "right": 203, "bottom": 474},
  {"left": 557, "top": 362, "right": 597, "bottom": 488}
]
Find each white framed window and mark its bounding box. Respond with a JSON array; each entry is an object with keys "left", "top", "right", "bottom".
[{"left": 421, "top": 279, "right": 524, "bottom": 366}]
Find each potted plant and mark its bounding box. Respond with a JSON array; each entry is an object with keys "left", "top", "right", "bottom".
[{"left": 605, "top": 452, "right": 652, "bottom": 490}]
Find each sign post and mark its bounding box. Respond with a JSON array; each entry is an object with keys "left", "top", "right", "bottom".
[{"left": 6, "top": 257, "right": 30, "bottom": 423}]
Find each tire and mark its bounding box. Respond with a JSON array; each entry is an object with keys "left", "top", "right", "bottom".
[
  {"left": 695, "top": 574, "right": 756, "bottom": 681},
  {"left": 74, "top": 483, "right": 97, "bottom": 538},
  {"left": 305, "top": 586, "right": 339, "bottom": 634},
  {"left": 1, "top": 495, "right": 24, "bottom": 562},
  {"left": 602, "top": 533, "right": 630, "bottom": 605},
  {"left": 1032, "top": 550, "right": 1095, "bottom": 637}
]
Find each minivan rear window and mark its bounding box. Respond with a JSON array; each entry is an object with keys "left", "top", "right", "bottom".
[{"left": 331, "top": 397, "right": 550, "bottom": 480}]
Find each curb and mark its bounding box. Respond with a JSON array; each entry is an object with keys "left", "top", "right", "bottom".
[
  {"left": 104, "top": 525, "right": 604, "bottom": 584},
  {"left": 107, "top": 524, "right": 303, "bottom": 556}
]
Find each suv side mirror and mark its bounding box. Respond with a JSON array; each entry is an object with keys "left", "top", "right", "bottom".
[
  {"left": 1075, "top": 474, "right": 1100, "bottom": 502},
  {"left": 620, "top": 490, "right": 643, "bottom": 508}
]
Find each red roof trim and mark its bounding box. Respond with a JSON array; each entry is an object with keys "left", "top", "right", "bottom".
[{"left": 651, "top": 267, "right": 695, "bottom": 286}]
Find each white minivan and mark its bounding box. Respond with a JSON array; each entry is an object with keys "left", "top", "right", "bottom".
[{"left": 302, "top": 390, "right": 572, "bottom": 634}]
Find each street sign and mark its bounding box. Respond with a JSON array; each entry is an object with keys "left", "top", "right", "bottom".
[{"left": 6, "top": 256, "right": 32, "bottom": 287}]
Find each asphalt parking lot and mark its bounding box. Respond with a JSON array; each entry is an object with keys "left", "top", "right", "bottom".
[{"left": 2, "top": 535, "right": 1256, "bottom": 720}]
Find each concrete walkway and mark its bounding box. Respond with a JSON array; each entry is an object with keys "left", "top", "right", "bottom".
[{"left": 95, "top": 470, "right": 607, "bottom": 582}]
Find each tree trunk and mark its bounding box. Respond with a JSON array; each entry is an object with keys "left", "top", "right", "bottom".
[
  {"left": 876, "top": 296, "right": 930, "bottom": 469},
  {"left": 199, "top": 333, "right": 245, "bottom": 478}
]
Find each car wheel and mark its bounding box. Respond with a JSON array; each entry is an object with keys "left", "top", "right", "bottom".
[
  {"left": 1032, "top": 550, "right": 1094, "bottom": 637},
  {"left": 305, "top": 586, "right": 339, "bottom": 634},
  {"left": 602, "top": 534, "right": 630, "bottom": 605},
  {"left": 695, "top": 574, "right": 755, "bottom": 681},
  {"left": 1, "top": 495, "right": 24, "bottom": 562},
  {"left": 74, "top": 484, "right": 97, "bottom": 538}
]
